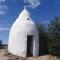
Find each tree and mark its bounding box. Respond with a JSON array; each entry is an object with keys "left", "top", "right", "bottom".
[
  {"left": 48, "top": 16, "right": 60, "bottom": 56},
  {"left": 38, "top": 23, "right": 49, "bottom": 56},
  {"left": 0, "top": 39, "right": 3, "bottom": 49}
]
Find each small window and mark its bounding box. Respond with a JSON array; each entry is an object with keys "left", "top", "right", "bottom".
[{"left": 27, "top": 18, "right": 29, "bottom": 20}]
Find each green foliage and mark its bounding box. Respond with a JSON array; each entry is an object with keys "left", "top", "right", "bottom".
[
  {"left": 0, "top": 39, "right": 3, "bottom": 49},
  {"left": 38, "top": 16, "right": 60, "bottom": 56},
  {"left": 38, "top": 23, "right": 49, "bottom": 55},
  {"left": 48, "top": 16, "right": 60, "bottom": 56}
]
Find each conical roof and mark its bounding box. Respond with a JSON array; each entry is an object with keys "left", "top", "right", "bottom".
[
  {"left": 11, "top": 8, "right": 37, "bottom": 32},
  {"left": 10, "top": 8, "right": 38, "bottom": 35},
  {"left": 18, "top": 8, "right": 31, "bottom": 20}
]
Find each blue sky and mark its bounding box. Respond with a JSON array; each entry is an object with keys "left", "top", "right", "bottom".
[{"left": 0, "top": 0, "right": 60, "bottom": 44}]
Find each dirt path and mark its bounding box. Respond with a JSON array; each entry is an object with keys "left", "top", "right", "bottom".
[
  {"left": 0, "top": 49, "right": 8, "bottom": 60},
  {"left": 0, "top": 49, "right": 59, "bottom": 60}
]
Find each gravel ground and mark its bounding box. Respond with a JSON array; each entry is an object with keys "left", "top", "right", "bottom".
[{"left": 0, "top": 49, "right": 60, "bottom": 60}]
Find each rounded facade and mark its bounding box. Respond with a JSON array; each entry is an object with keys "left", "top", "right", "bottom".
[{"left": 8, "top": 8, "right": 39, "bottom": 57}]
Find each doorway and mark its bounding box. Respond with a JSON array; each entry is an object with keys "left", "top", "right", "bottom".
[{"left": 27, "top": 35, "right": 33, "bottom": 57}]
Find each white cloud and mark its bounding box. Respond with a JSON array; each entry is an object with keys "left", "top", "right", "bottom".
[
  {"left": 0, "top": 23, "right": 10, "bottom": 31},
  {"left": 0, "top": 0, "right": 6, "bottom": 3},
  {"left": 0, "top": 10, "right": 5, "bottom": 15},
  {"left": 0, "top": 5, "right": 8, "bottom": 9},
  {"left": 0, "top": 27, "right": 10, "bottom": 31},
  {"left": 0, "top": 0, "right": 8, "bottom": 15},
  {"left": 0, "top": 5, "right": 7, "bottom": 15},
  {"left": 24, "top": 0, "right": 40, "bottom": 9},
  {"left": 0, "top": 5, "right": 8, "bottom": 15}
]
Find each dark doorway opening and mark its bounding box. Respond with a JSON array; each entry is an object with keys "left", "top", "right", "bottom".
[{"left": 27, "top": 35, "right": 33, "bottom": 57}]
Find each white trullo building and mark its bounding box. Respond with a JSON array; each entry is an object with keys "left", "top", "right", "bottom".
[{"left": 8, "top": 8, "right": 39, "bottom": 57}]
